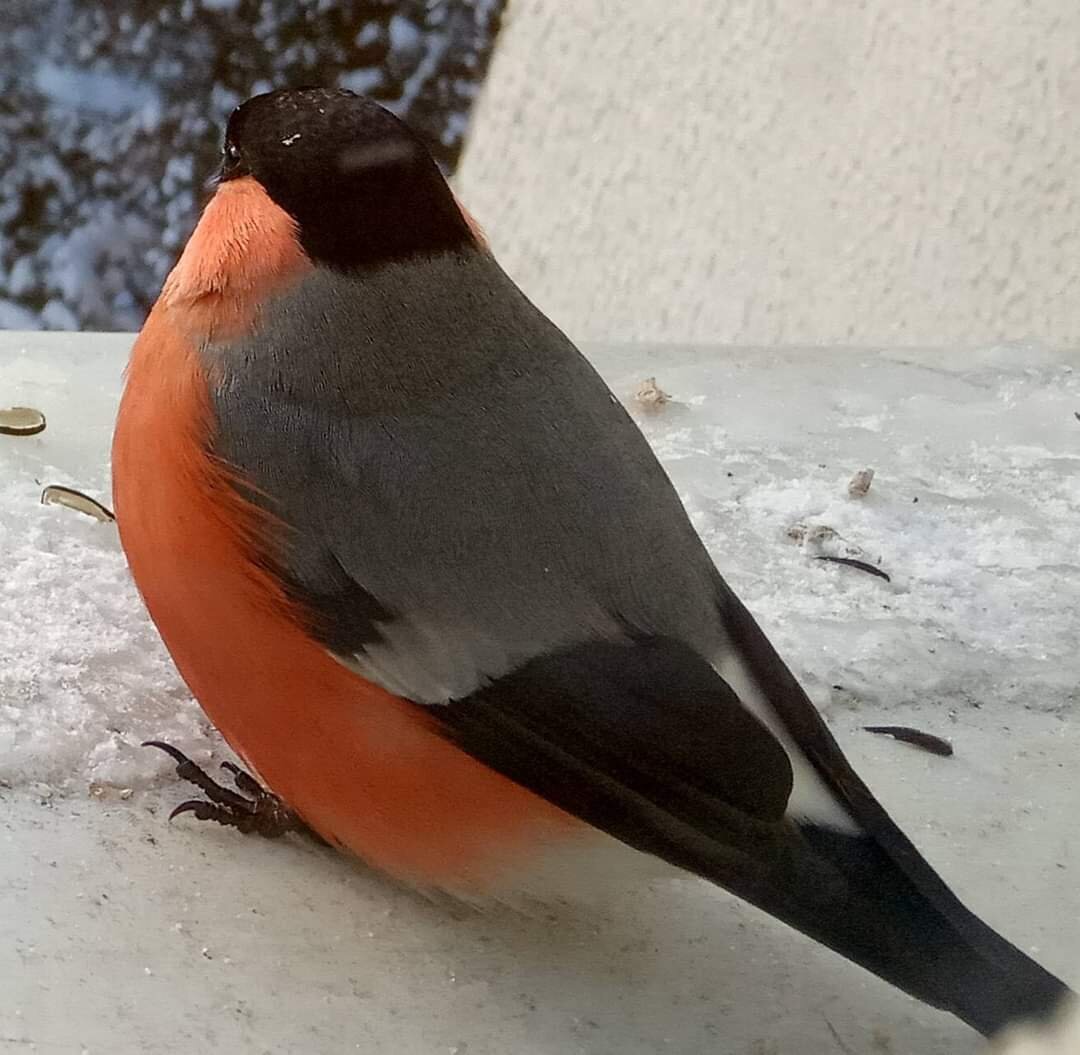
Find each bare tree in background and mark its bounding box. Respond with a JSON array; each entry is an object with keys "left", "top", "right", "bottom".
[{"left": 0, "top": 0, "right": 504, "bottom": 330}]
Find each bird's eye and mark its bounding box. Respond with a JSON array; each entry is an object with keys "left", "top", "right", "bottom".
[{"left": 214, "top": 140, "right": 244, "bottom": 184}]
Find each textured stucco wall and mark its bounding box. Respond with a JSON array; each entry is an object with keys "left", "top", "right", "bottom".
[{"left": 456, "top": 0, "right": 1080, "bottom": 345}]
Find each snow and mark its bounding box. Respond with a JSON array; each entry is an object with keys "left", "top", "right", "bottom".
[
  {"left": 0, "top": 334, "right": 206, "bottom": 792},
  {"left": 339, "top": 67, "right": 386, "bottom": 97},
  {"left": 33, "top": 61, "right": 163, "bottom": 117},
  {"left": 625, "top": 342, "right": 1080, "bottom": 725},
  {"left": 1, "top": 332, "right": 1077, "bottom": 1053},
  {"left": 994, "top": 1003, "right": 1080, "bottom": 1055},
  {"left": 0, "top": 299, "right": 39, "bottom": 329},
  {"left": 389, "top": 13, "right": 424, "bottom": 56}
]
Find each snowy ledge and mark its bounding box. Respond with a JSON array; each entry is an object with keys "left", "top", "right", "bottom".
[{"left": 1, "top": 333, "right": 1077, "bottom": 1053}]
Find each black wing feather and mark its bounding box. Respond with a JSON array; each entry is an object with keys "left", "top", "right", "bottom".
[{"left": 437, "top": 631, "right": 1070, "bottom": 1037}]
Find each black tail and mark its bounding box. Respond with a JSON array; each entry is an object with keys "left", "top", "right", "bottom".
[
  {"left": 438, "top": 634, "right": 1072, "bottom": 1037},
  {"left": 702, "top": 822, "right": 1068, "bottom": 1037}
]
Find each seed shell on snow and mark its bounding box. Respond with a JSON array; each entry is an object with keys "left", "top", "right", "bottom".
[
  {"left": 635, "top": 377, "right": 672, "bottom": 412},
  {"left": 815, "top": 555, "right": 891, "bottom": 582},
  {"left": 847, "top": 467, "right": 875, "bottom": 497},
  {"left": 41, "top": 485, "right": 116, "bottom": 523},
  {"left": 0, "top": 406, "right": 46, "bottom": 436},
  {"left": 864, "top": 725, "right": 954, "bottom": 757}
]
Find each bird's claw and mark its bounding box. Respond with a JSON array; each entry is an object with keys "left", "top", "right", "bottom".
[{"left": 142, "top": 740, "right": 305, "bottom": 839}]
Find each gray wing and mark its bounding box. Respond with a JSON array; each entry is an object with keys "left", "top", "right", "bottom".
[
  {"left": 209, "top": 251, "right": 860, "bottom": 830},
  {"left": 208, "top": 252, "right": 726, "bottom": 701}
]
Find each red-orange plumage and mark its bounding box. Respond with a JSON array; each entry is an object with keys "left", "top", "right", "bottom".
[
  {"left": 113, "top": 177, "right": 581, "bottom": 892},
  {"left": 455, "top": 197, "right": 488, "bottom": 248}
]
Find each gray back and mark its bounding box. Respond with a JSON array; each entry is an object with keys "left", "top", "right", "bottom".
[{"left": 207, "top": 252, "right": 725, "bottom": 701}]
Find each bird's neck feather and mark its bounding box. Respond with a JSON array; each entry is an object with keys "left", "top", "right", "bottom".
[{"left": 161, "top": 176, "right": 311, "bottom": 341}]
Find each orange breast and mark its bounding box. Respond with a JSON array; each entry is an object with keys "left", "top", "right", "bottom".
[{"left": 112, "top": 180, "right": 581, "bottom": 893}]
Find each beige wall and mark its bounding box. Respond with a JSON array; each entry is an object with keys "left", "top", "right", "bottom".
[{"left": 456, "top": 0, "right": 1080, "bottom": 346}]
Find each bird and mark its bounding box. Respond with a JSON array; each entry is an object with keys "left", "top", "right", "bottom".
[{"left": 112, "top": 86, "right": 1072, "bottom": 1039}]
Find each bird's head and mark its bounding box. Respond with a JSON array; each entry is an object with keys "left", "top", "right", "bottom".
[{"left": 218, "top": 87, "right": 474, "bottom": 269}]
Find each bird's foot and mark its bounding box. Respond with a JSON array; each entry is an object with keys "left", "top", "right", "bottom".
[{"left": 143, "top": 740, "right": 307, "bottom": 839}]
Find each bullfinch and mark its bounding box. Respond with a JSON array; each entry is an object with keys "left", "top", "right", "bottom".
[{"left": 112, "top": 87, "right": 1072, "bottom": 1038}]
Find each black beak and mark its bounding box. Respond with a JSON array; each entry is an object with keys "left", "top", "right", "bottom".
[
  {"left": 206, "top": 149, "right": 247, "bottom": 191},
  {"left": 205, "top": 168, "right": 224, "bottom": 192}
]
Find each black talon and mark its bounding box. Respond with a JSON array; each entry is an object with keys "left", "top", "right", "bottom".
[
  {"left": 143, "top": 740, "right": 252, "bottom": 811},
  {"left": 169, "top": 799, "right": 227, "bottom": 823},
  {"left": 170, "top": 798, "right": 264, "bottom": 834},
  {"left": 220, "top": 760, "right": 265, "bottom": 799},
  {"left": 142, "top": 739, "right": 309, "bottom": 840},
  {"left": 142, "top": 739, "right": 190, "bottom": 766}
]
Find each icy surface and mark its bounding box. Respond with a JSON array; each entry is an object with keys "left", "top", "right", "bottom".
[
  {"left": 624, "top": 342, "right": 1080, "bottom": 726},
  {"left": 1, "top": 333, "right": 1078, "bottom": 1054},
  {"left": 994, "top": 1003, "right": 1080, "bottom": 1055},
  {"left": 0, "top": 334, "right": 206, "bottom": 792}
]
